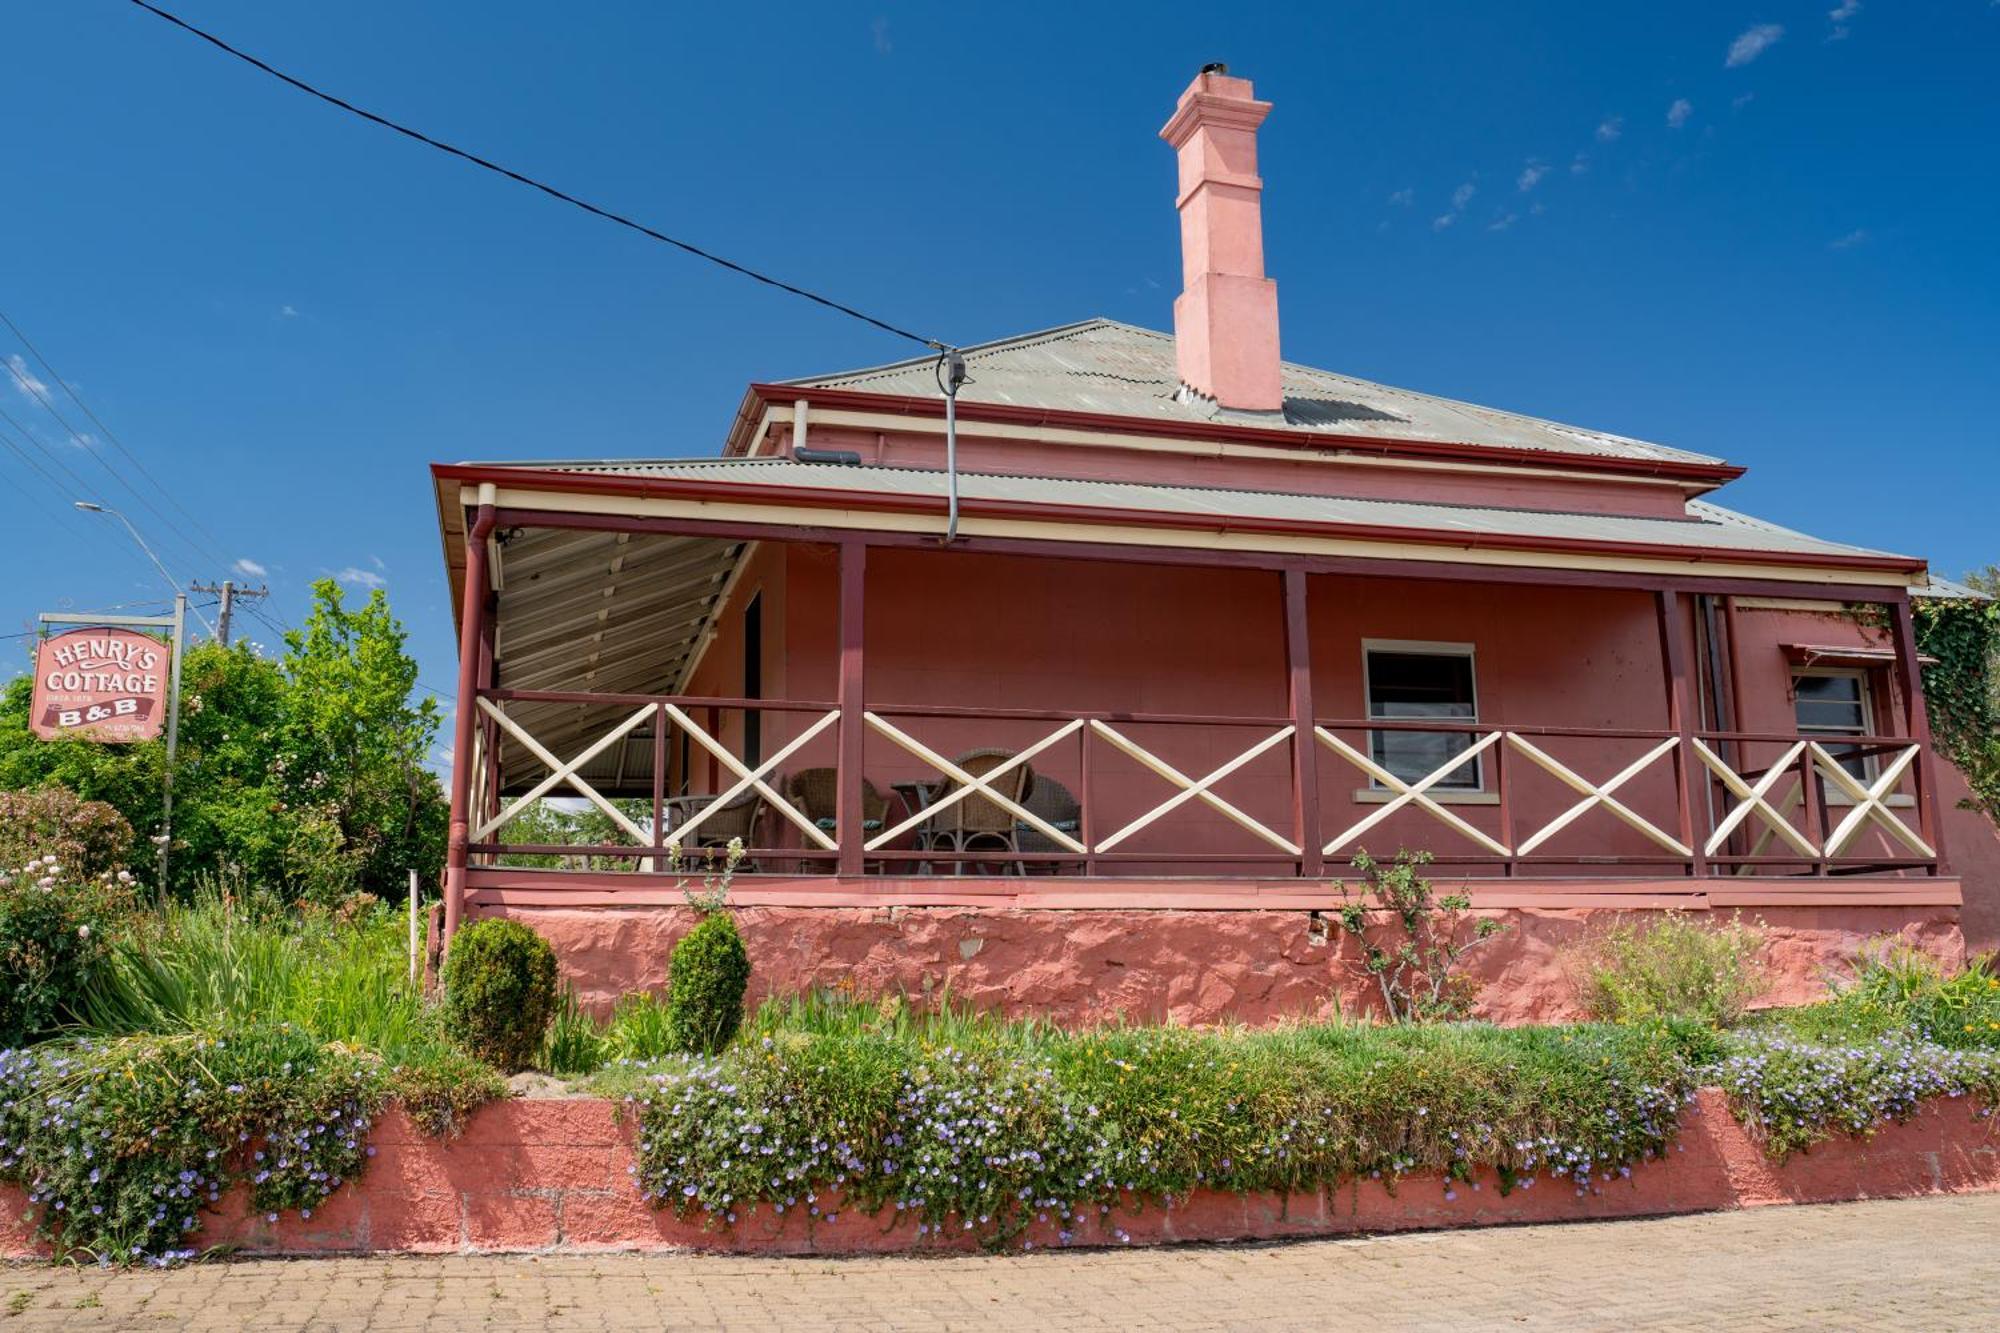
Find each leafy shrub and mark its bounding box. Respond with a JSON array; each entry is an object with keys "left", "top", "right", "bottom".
[
  {"left": 1774, "top": 943, "right": 2000, "bottom": 1051},
  {"left": 1563, "top": 913, "right": 1766, "bottom": 1029},
  {"left": 603, "top": 991, "right": 677, "bottom": 1063},
  {"left": 632, "top": 996, "right": 1698, "bottom": 1249},
  {"left": 1333, "top": 850, "right": 1505, "bottom": 1022},
  {"left": 666, "top": 914, "right": 750, "bottom": 1055},
  {"left": 441, "top": 918, "right": 558, "bottom": 1072},
  {"left": 1714, "top": 1031, "right": 2000, "bottom": 1158},
  {"left": 0, "top": 855, "right": 138, "bottom": 1046},
  {"left": 0, "top": 1025, "right": 385, "bottom": 1264},
  {"left": 0, "top": 788, "right": 134, "bottom": 879}
]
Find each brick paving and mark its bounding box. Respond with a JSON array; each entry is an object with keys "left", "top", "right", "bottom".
[{"left": 2, "top": 1192, "right": 1996, "bottom": 1331}]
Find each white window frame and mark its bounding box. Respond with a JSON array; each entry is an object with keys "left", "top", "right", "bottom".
[
  {"left": 1791, "top": 666, "right": 1910, "bottom": 806},
  {"left": 1359, "top": 639, "right": 1490, "bottom": 801}
]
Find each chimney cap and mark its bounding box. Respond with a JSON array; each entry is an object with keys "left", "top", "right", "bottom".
[{"left": 1200, "top": 61, "right": 1229, "bottom": 75}]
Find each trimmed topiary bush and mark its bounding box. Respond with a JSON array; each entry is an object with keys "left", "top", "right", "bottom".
[
  {"left": 441, "top": 918, "right": 558, "bottom": 1072},
  {"left": 666, "top": 913, "right": 750, "bottom": 1055}
]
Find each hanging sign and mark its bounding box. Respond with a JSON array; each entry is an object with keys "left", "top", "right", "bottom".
[{"left": 30, "top": 627, "right": 170, "bottom": 743}]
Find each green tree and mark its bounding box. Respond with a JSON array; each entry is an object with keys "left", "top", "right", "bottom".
[
  {"left": 276, "top": 580, "right": 447, "bottom": 901},
  {"left": 0, "top": 582, "right": 446, "bottom": 900}
]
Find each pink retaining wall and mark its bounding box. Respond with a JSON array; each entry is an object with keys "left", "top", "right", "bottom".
[
  {"left": 473, "top": 901, "right": 1963, "bottom": 1027},
  {"left": 3, "top": 1089, "right": 1994, "bottom": 1258}
]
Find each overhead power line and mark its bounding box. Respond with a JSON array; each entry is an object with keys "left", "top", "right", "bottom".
[
  {"left": 125, "top": 0, "right": 950, "bottom": 351},
  {"left": 0, "top": 305, "right": 237, "bottom": 568},
  {"left": 1, "top": 350, "right": 222, "bottom": 576}
]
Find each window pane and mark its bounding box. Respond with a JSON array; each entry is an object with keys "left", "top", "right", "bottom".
[
  {"left": 1368, "top": 652, "right": 1475, "bottom": 717},
  {"left": 1793, "top": 675, "right": 1866, "bottom": 733},
  {"left": 1372, "top": 728, "right": 1479, "bottom": 788},
  {"left": 1368, "top": 650, "right": 1477, "bottom": 787}
]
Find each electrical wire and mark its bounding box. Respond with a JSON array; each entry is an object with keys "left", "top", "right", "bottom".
[
  {"left": 125, "top": 0, "right": 952, "bottom": 352},
  {"left": 0, "top": 305, "right": 237, "bottom": 567},
  {"left": 2, "top": 350, "right": 222, "bottom": 576}
]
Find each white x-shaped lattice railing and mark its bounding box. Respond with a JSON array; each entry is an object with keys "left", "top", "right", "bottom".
[
  {"left": 1694, "top": 739, "right": 1817, "bottom": 859},
  {"left": 664, "top": 704, "right": 840, "bottom": 851},
  {"left": 1317, "top": 728, "right": 1506, "bottom": 857},
  {"left": 1810, "top": 741, "right": 1933, "bottom": 858},
  {"left": 475, "top": 698, "right": 656, "bottom": 844},
  {"left": 1694, "top": 739, "right": 1932, "bottom": 862},
  {"left": 1091, "top": 721, "right": 1301, "bottom": 855},
  {"left": 864, "top": 714, "right": 1086, "bottom": 853},
  {"left": 1316, "top": 729, "right": 1690, "bottom": 861},
  {"left": 1504, "top": 733, "right": 1690, "bottom": 858}
]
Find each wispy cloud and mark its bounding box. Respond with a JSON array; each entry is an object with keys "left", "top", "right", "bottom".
[
  {"left": 233, "top": 557, "right": 268, "bottom": 578},
  {"left": 871, "top": 16, "right": 892, "bottom": 55},
  {"left": 335, "top": 566, "right": 386, "bottom": 589},
  {"left": 1667, "top": 98, "right": 1693, "bottom": 129},
  {"left": 1827, "top": 1, "right": 1860, "bottom": 41},
  {"left": 5, "top": 353, "right": 48, "bottom": 403},
  {"left": 279, "top": 304, "right": 299, "bottom": 319},
  {"left": 1487, "top": 212, "right": 1520, "bottom": 232},
  {"left": 1387, "top": 188, "right": 1414, "bottom": 207},
  {"left": 1828, "top": 228, "right": 1869, "bottom": 251},
  {"left": 1595, "top": 116, "right": 1623, "bottom": 143},
  {"left": 1733, "top": 92, "right": 1757, "bottom": 110},
  {"left": 1726, "top": 23, "right": 1784, "bottom": 68},
  {"left": 1433, "top": 180, "right": 1477, "bottom": 231},
  {"left": 1516, "top": 160, "right": 1548, "bottom": 192},
  {"left": 1571, "top": 152, "right": 1591, "bottom": 175}
]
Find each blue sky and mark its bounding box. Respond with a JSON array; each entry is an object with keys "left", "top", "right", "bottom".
[{"left": 3, "top": 1, "right": 1996, "bottom": 718}]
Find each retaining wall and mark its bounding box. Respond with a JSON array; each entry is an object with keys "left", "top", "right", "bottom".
[{"left": 3, "top": 1088, "right": 1995, "bottom": 1258}]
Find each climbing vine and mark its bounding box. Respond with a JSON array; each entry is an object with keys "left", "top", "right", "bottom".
[{"left": 1912, "top": 585, "right": 2000, "bottom": 824}]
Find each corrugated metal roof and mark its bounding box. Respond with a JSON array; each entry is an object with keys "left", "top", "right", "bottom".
[
  {"left": 1916, "top": 573, "right": 1991, "bottom": 602},
  {"left": 491, "top": 527, "right": 744, "bottom": 791},
  {"left": 480, "top": 455, "right": 1905, "bottom": 565},
  {"left": 780, "top": 318, "right": 1721, "bottom": 467}
]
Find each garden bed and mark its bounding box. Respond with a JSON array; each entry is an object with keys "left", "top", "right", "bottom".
[{"left": 2, "top": 1087, "right": 1994, "bottom": 1258}]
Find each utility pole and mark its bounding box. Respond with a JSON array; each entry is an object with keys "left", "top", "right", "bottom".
[{"left": 189, "top": 580, "right": 269, "bottom": 645}]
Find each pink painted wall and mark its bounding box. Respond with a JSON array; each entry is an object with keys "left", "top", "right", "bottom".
[
  {"left": 675, "top": 543, "right": 1971, "bottom": 889},
  {"left": 485, "top": 898, "right": 1961, "bottom": 1028}
]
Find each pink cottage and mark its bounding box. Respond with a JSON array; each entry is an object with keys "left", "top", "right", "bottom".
[{"left": 428, "top": 69, "right": 1998, "bottom": 1023}]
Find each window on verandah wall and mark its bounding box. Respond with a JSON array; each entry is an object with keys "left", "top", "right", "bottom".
[
  {"left": 1364, "top": 642, "right": 1480, "bottom": 789},
  {"left": 1793, "top": 669, "right": 1875, "bottom": 781}
]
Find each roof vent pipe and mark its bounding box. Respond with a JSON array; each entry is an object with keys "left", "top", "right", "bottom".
[{"left": 938, "top": 348, "right": 969, "bottom": 543}]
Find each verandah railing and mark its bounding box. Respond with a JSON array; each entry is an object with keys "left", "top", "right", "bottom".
[{"left": 463, "top": 687, "right": 1938, "bottom": 879}]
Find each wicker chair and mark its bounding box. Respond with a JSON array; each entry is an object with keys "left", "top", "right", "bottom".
[
  {"left": 1014, "top": 774, "right": 1082, "bottom": 875},
  {"left": 783, "top": 767, "right": 888, "bottom": 872},
  {"left": 926, "top": 748, "right": 1034, "bottom": 875},
  {"left": 665, "top": 789, "right": 765, "bottom": 867}
]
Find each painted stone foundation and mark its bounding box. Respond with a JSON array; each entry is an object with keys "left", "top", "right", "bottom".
[
  {"left": 467, "top": 901, "right": 1964, "bottom": 1027},
  {"left": 3, "top": 1089, "right": 1994, "bottom": 1259}
]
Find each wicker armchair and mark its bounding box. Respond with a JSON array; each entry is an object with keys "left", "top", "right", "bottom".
[
  {"left": 1014, "top": 774, "right": 1082, "bottom": 875},
  {"left": 665, "top": 790, "right": 765, "bottom": 866},
  {"left": 782, "top": 767, "right": 889, "bottom": 833},
  {"left": 926, "top": 748, "right": 1034, "bottom": 875}
]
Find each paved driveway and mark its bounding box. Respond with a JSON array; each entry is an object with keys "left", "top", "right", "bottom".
[{"left": 4, "top": 1192, "right": 1996, "bottom": 1330}]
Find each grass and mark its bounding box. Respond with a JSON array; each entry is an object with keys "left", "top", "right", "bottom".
[{"left": 77, "top": 890, "right": 442, "bottom": 1064}]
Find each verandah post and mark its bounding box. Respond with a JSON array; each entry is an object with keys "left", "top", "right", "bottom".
[
  {"left": 1889, "top": 596, "right": 1949, "bottom": 875},
  {"left": 1282, "top": 566, "right": 1324, "bottom": 878},
  {"left": 836, "top": 538, "right": 867, "bottom": 877},
  {"left": 1656, "top": 589, "right": 1708, "bottom": 877},
  {"left": 443, "top": 497, "right": 497, "bottom": 947}
]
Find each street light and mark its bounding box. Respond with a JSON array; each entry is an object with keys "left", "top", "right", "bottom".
[{"left": 73, "top": 501, "right": 217, "bottom": 636}]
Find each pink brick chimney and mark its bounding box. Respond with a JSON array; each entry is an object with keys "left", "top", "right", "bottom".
[{"left": 1160, "top": 64, "right": 1282, "bottom": 414}]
